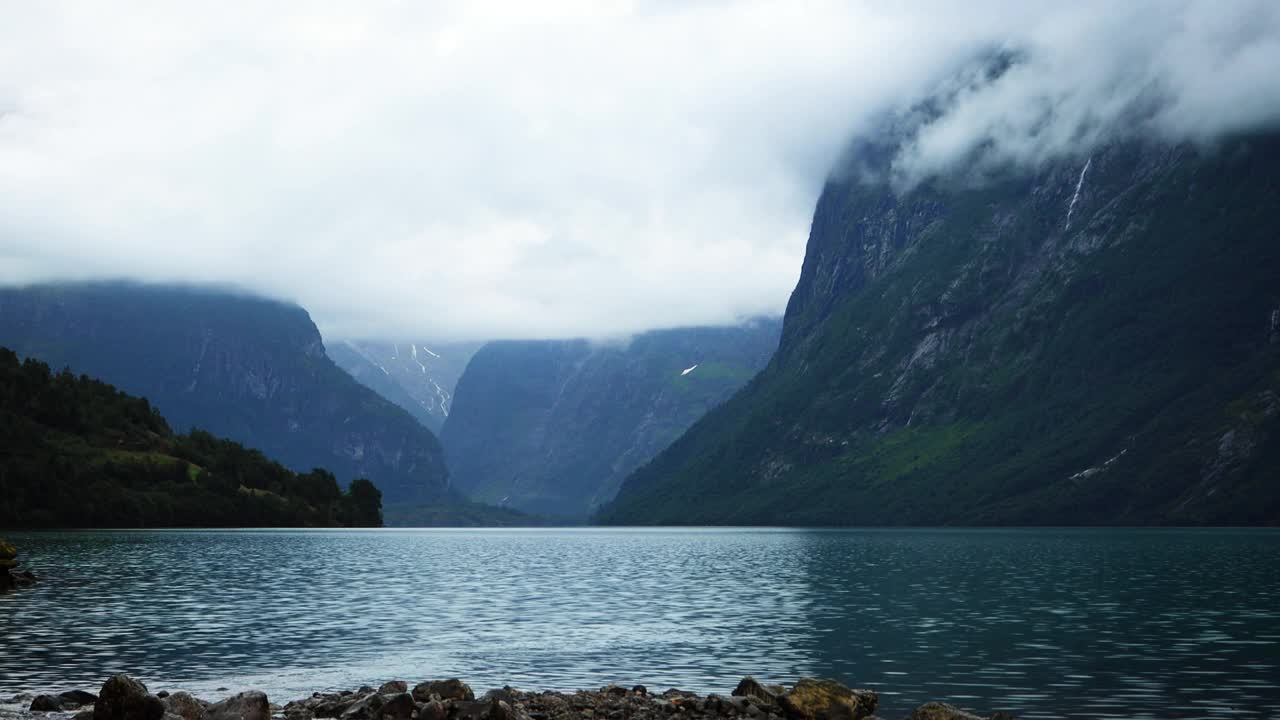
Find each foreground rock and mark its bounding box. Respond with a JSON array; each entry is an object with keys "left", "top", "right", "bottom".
[
  {"left": 0, "top": 538, "right": 36, "bottom": 592},
  {"left": 906, "top": 704, "right": 1017, "bottom": 720},
  {"left": 94, "top": 675, "right": 164, "bottom": 720},
  {"left": 162, "top": 692, "right": 208, "bottom": 720},
  {"left": 778, "top": 679, "right": 877, "bottom": 720},
  {"left": 411, "top": 680, "right": 473, "bottom": 703},
  {"left": 21, "top": 675, "right": 1014, "bottom": 720},
  {"left": 204, "top": 692, "right": 269, "bottom": 720}
]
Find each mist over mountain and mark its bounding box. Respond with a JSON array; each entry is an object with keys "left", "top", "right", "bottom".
[{"left": 4, "top": 2, "right": 1279, "bottom": 341}]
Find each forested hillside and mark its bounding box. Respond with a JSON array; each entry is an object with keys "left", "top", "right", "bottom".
[{"left": 0, "top": 348, "right": 383, "bottom": 528}]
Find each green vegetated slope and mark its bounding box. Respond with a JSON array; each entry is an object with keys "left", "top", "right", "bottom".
[
  {"left": 600, "top": 133, "right": 1280, "bottom": 526},
  {"left": 0, "top": 283, "right": 449, "bottom": 504},
  {"left": 441, "top": 320, "right": 781, "bottom": 519},
  {"left": 0, "top": 348, "right": 383, "bottom": 528}
]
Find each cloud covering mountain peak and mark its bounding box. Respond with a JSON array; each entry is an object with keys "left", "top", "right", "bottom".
[{"left": 1, "top": 1, "right": 1277, "bottom": 340}]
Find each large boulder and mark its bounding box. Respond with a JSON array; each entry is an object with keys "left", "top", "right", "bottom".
[
  {"left": 30, "top": 695, "right": 64, "bottom": 712},
  {"left": 379, "top": 693, "right": 415, "bottom": 720},
  {"left": 414, "top": 700, "right": 446, "bottom": 720},
  {"left": 377, "top": 683, "right": 408, "bottom": 696},
  {"left": 777, "top": 680, "right": 877, "bottom": 720},
  {"left": 338, "top": 693, "right": 384, "bottom": 720},
  {"left": 204, "top": 692, "right": 269, "bottom": 720},
  {"left": 906, "top": 704, "right": 983, "bottom": 720},
  {"left": 61, "top": 691, "right": 100, "bottom": 709},
  {"left": 732, "top": 678, "right": 778, "bottom": 705},
  {"left": 95, "top": 675, "right": 165, "bottom": 720},
  {"left": 448, "top": 699, "right": 510, "bottom": 720},
  {"left": 0, "top": 539, "right": 16, "bottom": 561},
  {"left": 410, "top": 680, "right": 473, "bottom": 703},
  {"left": 163, "top": 692, "right": 208, "bottom": 720}
]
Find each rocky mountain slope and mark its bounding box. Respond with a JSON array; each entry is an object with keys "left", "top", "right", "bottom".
[
  {"left": 329, "top": 340, "right": 481, "bottom": 433},
  {"left": 441, "top": 319, "right": 781, "bottom": 519},
  {"left": 599, "top": 131, "right": 1280, "bottom": 526},
  {"left": 0, "top": 283, "right": 449, "bottom": 505}
]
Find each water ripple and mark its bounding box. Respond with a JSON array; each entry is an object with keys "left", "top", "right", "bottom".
[{"left": 0, "top": 528, "right": 1277, "bottom": 720}]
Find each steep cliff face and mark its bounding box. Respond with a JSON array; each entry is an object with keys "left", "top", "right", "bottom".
[
  {"left": 600, "top": 133, "right": 1280, "bottom": 526},
  {"left": 0, "top": 283, "right": 449, "bottom": 503},
  {"left": 329, "top": 340, "right": 481, "bottom": 433},
  {"left": 441, "top": 320, "right": 781, "bottom": 518}
]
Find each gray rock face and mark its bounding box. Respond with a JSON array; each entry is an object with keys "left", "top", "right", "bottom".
[
  {"left": 203, "top": 692, "right": 269, "bottom": 720},
  {"left": 94, "top": 675, "right": 164, "bottom": 720}
]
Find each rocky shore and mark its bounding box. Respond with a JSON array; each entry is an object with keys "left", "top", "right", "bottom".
[
  {"left": 3, "top": 675, "right": 1015, "bottom": 720},
  {"left": 0, "top": 538, "right": 36, "bottom": 592}
]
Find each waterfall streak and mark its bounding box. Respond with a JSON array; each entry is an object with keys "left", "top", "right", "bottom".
[{"left": 1065, "top": 157, "right": 1092, "bottom": 231}]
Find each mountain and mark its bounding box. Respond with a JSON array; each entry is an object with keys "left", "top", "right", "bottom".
[
  {"left": 0, "top": 347, "right": 383, "bottom": 528},
  {"left": 599, "top": 131, "right": 1280, "bottom": 526},
  {"left": 0, "top": 283, "right": 449, "bottom": 505},
  {"left": 329, "top": 340, "right": 481, "bottom": 433},
  {"left": 440, "top": 319, "right": 782, "bottom": 519}
]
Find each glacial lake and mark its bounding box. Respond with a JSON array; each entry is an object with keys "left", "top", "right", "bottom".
[{"left": 1, "top": 528, "right": 1278, "bottom": 720}]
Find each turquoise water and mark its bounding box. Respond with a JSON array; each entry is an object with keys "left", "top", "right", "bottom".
[{"left": 1, "top": 528, "right": 1278, "bottom": 719}]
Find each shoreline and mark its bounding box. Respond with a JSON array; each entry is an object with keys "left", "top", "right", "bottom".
[{"left": 2, "top": 675, "right": 1015, "bottom": 720}]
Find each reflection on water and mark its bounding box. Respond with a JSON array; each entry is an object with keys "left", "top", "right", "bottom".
[{"left": 0, "top": 528, "right": 1277, "bottom": 720}]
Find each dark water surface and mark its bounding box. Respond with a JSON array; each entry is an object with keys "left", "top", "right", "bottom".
[{"left": 1, "top": 528, "right": 1278, "bottom": 719}]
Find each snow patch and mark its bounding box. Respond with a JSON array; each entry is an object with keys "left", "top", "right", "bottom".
[
  {"left": 429, "top": 379, "right": 451, "bottom": 416},
  {"left": 1068, "top": 448, "right": 1127, "bottom": 483},
  {"left": 681, "top": 364, "right": 698, "bottom": 376},
  {"left": 409, "top": 344, "right": 428, "bottom": 374}
]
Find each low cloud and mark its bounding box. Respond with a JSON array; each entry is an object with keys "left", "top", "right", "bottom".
[
  {"left": 1, "top": 1, "right": 1277, "bottom": 340},
  {"left": 889, "top": 1, "right": 1280, "bottom": 185}
]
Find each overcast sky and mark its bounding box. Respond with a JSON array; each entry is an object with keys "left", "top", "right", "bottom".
[{"left": 2, "top": 1, "right": 1278, "bottom": 341}]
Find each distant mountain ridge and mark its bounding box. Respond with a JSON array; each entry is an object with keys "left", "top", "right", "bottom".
[
  {"left": 329, "top": 340, "right": 481, "bottom": 433},
  {"left": 441, "top": 319, "right": 782, "bottom": 519},
  {"left": 600, "top": 132, "right": 1280, "bottom": 526},
  {"left": 0, "top": 282, "right": 450, "bottom": 505}
]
